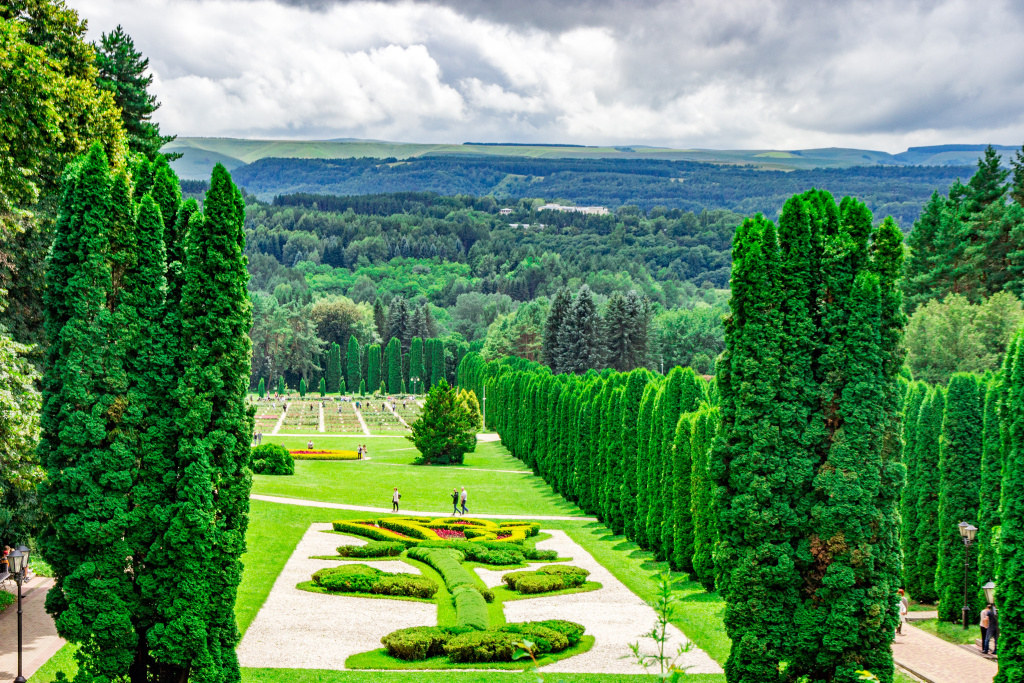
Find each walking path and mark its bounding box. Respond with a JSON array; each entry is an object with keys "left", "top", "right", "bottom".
[
  {"left": 892, "top": 623, "right": 996, "bottom": 683},
  {"left": 318, "top": 403, "right": 325, "bottom": 433},
  {"left": 385, "top": 402, "right": 409, "bottom": 429},
  {"left": 352, "top": 404, "right": 371, "bottom": 436},
  {"left": 271, "top": 406, "right": 287, "bottom": 435},
  {"left": 0, "top": 577, "right": 65, "bottom": 681},
  {"left": 250, "top": 493, "right": 595, "bottom": 521}
]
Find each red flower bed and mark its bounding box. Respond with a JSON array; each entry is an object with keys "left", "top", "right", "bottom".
[
  {"left": 434, "top": 528, "right": 466, "bottom": 540},
  {"left": 495, "top": 532, "right": 511, "bottom": 539}
]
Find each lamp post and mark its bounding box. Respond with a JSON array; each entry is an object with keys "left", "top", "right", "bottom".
[
  {"left": 983, "top": 581, "right": 996, "bottom": 605},
  {"left": 8, "top": 547, "right": 27, "bottom": 683},
  {"left": 958, "top": 521, "right": 978, "bottom": 630},
  {"left": 410, "top": 375, "right": 420, "bottom": 395}
]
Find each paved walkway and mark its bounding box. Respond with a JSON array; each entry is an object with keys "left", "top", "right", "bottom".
[
  {"left": 352, "top": 404, "right": 371, "bottom": 436},
  {"left": 892, "top": 623, "right": 996, "bottom": 683},
  {"left": 0, "top": 577, "right": 65, "bottom": 681},
  {"left": 250, "top": 493, "right": 595, "bottom": 521}
]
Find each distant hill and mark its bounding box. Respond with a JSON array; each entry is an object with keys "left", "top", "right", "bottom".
[{"left": 165, "top": 136, "right": 1019, "bottom": 181}]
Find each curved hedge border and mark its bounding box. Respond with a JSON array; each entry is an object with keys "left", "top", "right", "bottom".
[{"left": 407, "top": 547, "right": 489, "bottom": 630}]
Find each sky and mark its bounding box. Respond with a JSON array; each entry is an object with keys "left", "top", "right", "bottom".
[{"left": 68, "top": 0, "right": 1024, "bottom": 151}]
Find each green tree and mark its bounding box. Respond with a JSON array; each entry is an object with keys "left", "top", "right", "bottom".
[
  {"left": 913, "top": 386, "right": 946, "bottom": 603},
  {"left": 0, "top": 327, "right": 42, "bottom": 542},
  {"left": 977, "top": 376, "right": 1003, "bottom": 609},
  {"left": 359, "top": 379, "right": 365, "bottom": 395},
  {"left": 367, "top": 343, "right": 381, "bottom": 392},
  {"left": 430, "top": 338, "right": 445, "bottom": 387},
  {"left": 386, "top": 336, "right": 402, "bottom": 393},
  {"left": 326, "top": 342, "right": 342, "bottom": 393},
  {"left": 635, "top": 381, "right": 660, "bottom": 548},
  {"left": 543, "top": 287, "right": 572, "bottom": 372},
  {"left": 936, "top": 373, "right": 984, "bottom": 622},
  {"left": 299, "top": 377, "right": 307, "bottom": 397},
  {"left": 346, "top": 335, "right": 361, "bottom": 392},
  {"left": 671, "top": 412, "right": 696, "bottom": 573},
  {"left": 373, "top": 297, "right": 387, "bottom": 340},
  {"left": 408, "top": 379, "right": 475, "bottom": 465},
  {"left": 278, "top": 375, "right": 285, "bottom": 395},
  {"left": 619, "top": 368, "right": 649, "bottom": 539},
  {"left": 559, "top": 285, "right": 605, "bottom": 373},
  {"left": 900, "top": 381, "right": 928, "bottom": 591},
  {"left": 409, "top": 336, "right": 424, "bottom": 392},
  {"left": 690, "top": 404, "right": 718, "bottom": 592},
  {"left": 257, "top": 377, "right": 265, "bottom": 398},
  {"left": 319, "top": 377, "right": 326, "bottom": 396},
  {"left": 93, "top": 25, "right": 174, "bottom": 160}
]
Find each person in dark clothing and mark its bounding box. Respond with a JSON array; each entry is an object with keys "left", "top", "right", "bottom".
[
  {"left": 392, "top": 487, "right": 401, "bottom": 512},
  {"left": 451, "top": 488, "right": 460, "bottom": 515},
  {"left": 982, "top": 604, "right": 999, "bottom": 654}
]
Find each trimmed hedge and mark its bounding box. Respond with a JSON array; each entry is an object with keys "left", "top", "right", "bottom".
[
  {"left": 337, "top": 541, "right": 405, "bottom": 558},
  {"left": 311, "top": 564, "right": 437, "bottom": 598},
  {"left": 381, "top": 626, "right": 470, "bottom": 661},
  {"left": 333, "top": 521, "right": 418, "bottom": 546},
  {"left": 407, "top": 546, "right": 489, "bottom": 630},
  {"left": 501, "top": 565, "right": 590, "bottom": 593},
  {"left": 528, "top": 619, "right": 585, "bottom": 647},
  {"left": 378, "top": 620, "right": 587, "bottom": 663},
  {"left": 444, "top": 631, "right": 521, "bottom": 663},
  {"left": 415, "top": 540, "right": 525, "bottom": 565},
  {"left": 498, "top": 623, "right": 567, "bottom": 654},
  {"left": 451, "top": 585, "right": 489, "bottom": 630},
  {"left": 251, "top": 443, "right": 295, "bottom": 475}
]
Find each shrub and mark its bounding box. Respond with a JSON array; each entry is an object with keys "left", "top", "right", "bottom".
[
  {"left": 535, "top": 564, "right": 589, "bottom": 579},
  {"left": 451, "top": 585, "right": 488, "bottom": 630},
  {"left": 407, "top": 546, "right": 488, "bottom": 629},
  {"left": 501, "top": 571, "right": 533, "bottom": 590},
  {"left": 481, "top": 588, "right": 495, "bottom": 603},
  {"left": 501, "top": 565, "right": 589, "bottom": 593},
  {"left": 514, "top": 574, "right": 567, "bottom": 594},
  {"left": 499, "top": 623, "right": 568, "bottom": 654},
  {"left": 332, "top": 521, "right": 417, "bottom": 546},
  {"left": 523, "top": 548, "right": 558, "bottom": 562},
  {"left": 381, "top": 626, "right": 452, "bottom": 661},
  {"left": 373, "top": 574, "right": 438, "bottom": 599},
  {"left": 251, "top": 443, "right": 295, "bottom": 475},
  {"left": 415, "top": 540, "right": 524, "bottom": 565},
  {"left": 311, "top": 564, "right": 438, "bottom": 598},
  {"left": 337, "top": 541, "right": 405, "bottom": 558},
  {"left": 444, "top": 631, "right": 520, "bottom": 663},
  {"left": 531, "top": 619, "right": 586, "bottom": 647}
]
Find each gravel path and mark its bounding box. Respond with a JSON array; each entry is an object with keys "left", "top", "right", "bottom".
[
  {"left": 249, "top": 493, "right": 595, "bottom": 520},
  {"left": 501, "top": 530, "right": 723, "bottom": 675},
  {"left": 236, "top": 523, "right": 436, "bottom": 669}
]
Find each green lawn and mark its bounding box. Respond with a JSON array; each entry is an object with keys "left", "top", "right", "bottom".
[
  {"left": 912, "top": 618, "right": 980, "bottom": 645},
  {"left": 252, "top": 441, "right": 575, "bottom": 516}
]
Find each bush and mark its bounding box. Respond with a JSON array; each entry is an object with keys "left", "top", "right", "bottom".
[
  {"left": 311, "top": 564, "right": 438, "bottom": 598},
  {"left": 501, "top": 565, "right": 589, "bottom": 593},
  {"left": 407, "top": 546, "right": 489, "bottom": 629},
  {"left": 535, "top": 564, "right": 589, "bottom": 579},
  {"left": 337, "top": 541, "right": 405, "bottom": 558},
  {"left": 332, "top": 521, "right": 417, "bottom": 546},
  {"left": 444, "top": 631, "right": 520, "bottom": 663},
  {"left": 481, "top": 588, "right": 495, "bottom": 603},
  {"left": 451, "top": 585, "right": 489, "bottom": 630},
  {"left": 514, "top": 574, "right": 568, "bottom": 594},
  {"left": 531, "top": 619, "right": 586, "bottom": 647},
  {"left": 251, "top": 443, "right": 295, "bottom": 475},
  {"left": 0, "top": 590, "right": 14, "bottom": 613},
  {"left": 499, "top": 623, "right": 568, "bottom": 654},
  {"left": 381, "top": 626, "right": 457, "bottom": 661},
  {"left": 416, "top": 540, "right": 524, "bottom": 565},
  {"left": 524, "top": 548, "right": 558, "bottom": 562}
]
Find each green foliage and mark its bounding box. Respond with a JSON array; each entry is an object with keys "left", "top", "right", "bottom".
[
  {"left": 900, "top": 381, "right": 928, "bottom": 592},
  {"left": 406, "top": 546, "right": 487, "bottom": 629},
  {"left": 671, "top": 412, "right": 696, "bottom": 573},
  {"left": 444, "top": 631, "right": 520, "bottom": 663},
  {"left": 257, "top": 377, "right": 265, "bottom": 398},
  {"left": 326, "top": 342, "right": 342, "bottom": 393},
  {"left": 251, "top": 443, "right": 295, "bottom": 476},
  {"left": 498, "top": 623, "right": 568, "bottom": 654},
  {"left": 386, "top": 337, "right": 403, "bottom": 393},
  {"left": 501, "top": 565, "right": 590, "bottom": 593},
  {"left": 346, "top": 335, "right": 362, "bottom": 391},
  {"left": 381, "top": 626, "right": 463, "bottom": 661},
  {"left": 913, "top": 387, "right": 946, "bottom": 603},
  {"left": 619, "top": 368, "right": 650, "bottom": 539},
  {"left": 367, "top": 343, "right": 381, "bottom": 393},
  {"left": 337, "top": 541, "right": 405, "bottom": 558},
  {"left": 408, "top": 379, "right": 476, "bottom": 465},
  {"left": 977, "top": 377, "right": 1003, "bottom": 606},
  {"left": 278, "top": 375, "right": 285, "bottom": 394},
  {"left": 634, "top": 380, "right": 660, "bottom": 549},
  {"left": 713, "top": 191, "right": 906, "bottom": 682},
  {"left": 298, "top": 377, "right": 307, "bottom": 397},
  {"left": 690, "top": 405, "right": 719, "bottom": 592},
  {"left": 0, "top": 328, "right": 42, "bottom": 542},
  {"left": 311, "top": 564, "right": 438, "bottom": 598},
  {"left": 935, "top": 373, "right": 984, "bottom": 621}
]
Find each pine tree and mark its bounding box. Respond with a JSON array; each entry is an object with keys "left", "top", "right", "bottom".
[
  {"left": 903, "top": 191, "right": 946, "bottom": 312},
  {"left": 299, "top": 377, "right": 307, "bottom": 397},
  {"left": 94, "top": 26, "right": 174, "bottom": 160},
  {"left": 559, "top": 285, "right": 605, "bottom": 373},
  {"left": 690, "top": 404, "right": 719, "bottom": 592},
  {"left": 900, "top": 381, "right": 928, "bottom": 590},
  {"left": 1011, "top": 144, "right": 1024, "bottom": 206},
  {"left": 386, "top": 337, "right": 402, "bottom": 393},
  {"left": 325, "top": 342, "right": 341, "bottom": 393},
  {"left": 346, "top": 335, "right": 361, "bottom": 392},
  {"left": 966, "top": 145, "right": 1010, "bottom": 214},
  {"left": 671, "top": 411, "right": 697, "bottom": 573},
  {"left": 258, "top": 377, "right": 265, "bottom": 398},
  {"left": 996, "top": 328, "right": 1024, "bottom": 683},
  {"left": 386, "top": 297, "right": 410, "bottom": 349},
  {"left": 367, "top": 343, "right": 381, "bottom": 392},
  {"left": 914, "top": 386, "right": 946, "bottom": 604},
  {"left": 409, "top": 379, "right": 475, "bottom": 465},
  {"left": 619, "top": 368, "right": 649, "bottom": 539},
  {"left": 936, "top": 373, "right": 984, "bottom": 622},
  {"left": 409, "top": 337, "right": 424, "bottom": 392},
  {"left": 543, "top": 287, "right": 572, "bottom": 372},
  {"left": 977, "top": 376, "right": 1004, "bottom": 607}
]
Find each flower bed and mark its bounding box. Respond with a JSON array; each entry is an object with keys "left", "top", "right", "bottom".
[
  {"left": 290, "top": 449, "right": 361, "bottom": 460},
  {"left": 332, "top": 516, "right": 539, "bottom": 545},
  {"left": 434, "top": 529, "right": 466, "bottom": 540}
]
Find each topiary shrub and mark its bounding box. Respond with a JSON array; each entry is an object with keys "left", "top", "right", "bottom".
[
  {"left": 498, "top": 623, "right": 567, "bottom": 654},
  {"left": 535, "top": 564, "right": 589, "bottom": 580},
  {"left": 373, "top": 574, "right": 438, "bottom": 599},
  {"left": 311, "top": 564, "right": 438, "bottom": 598},
  {"left": 381, "top": 626, "right": 456, "bottom": 661},
  {"left": 530, "top": 619, "right": 585, "bottom": 647},
  {"left": 332, "top": 521, "right": 417, "bottom": 546},
  {"left": 481, "top": 588, "right": 495, "bottom": 603},
  {"left": 337, "top": 541, "right": 405, "bottom": 558},
  {"left": 451, "top": 585, "right": 488, "bottom": 630},
  {"left": 251, "top": 443, "right": 295, "bottom": 475},
  {"left": 443, "top": 631, "right": 520, "bottom": 663},
  {"left": 501, "top": 565, "right": 589, "bottom": 593},
  {"left": 512, "top": 574, "right": 567, "bottom": 594},
  {"left": 523, "top": 548, "right": 558, "bottom": 562}
]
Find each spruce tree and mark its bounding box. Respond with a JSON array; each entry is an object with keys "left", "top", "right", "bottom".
[
  {"left": 900, "top": 381, "right": 928, "bottom": 590},
  {"left": 346, "top": 335, "right": 361, "bottom": 392},
  {"left": 997, "top": 328, "right": 1024, "bottom": 683},
  {"left": 386, "top": 337, "right": 402, "bottom": 393},
  {"left": 966, "top": 145, "right": 1010, "bottom": 214},
  {"left": 258, "top": 377, "right": 265, "bottom": 398},
  {"left": 619, "top": 368, "right": 648, "bottom": 539},
  {"left": 914, "top": 386, "right": 946, "bottom": 603},
  {"left": 977, "top": 376, "right": 1004, "bottom": 607},
  {"left": 326, "top": 342, "right": 341, "bottom": 393},
  {"left": 559, "top": 285, "right": 605, "bottom": 373},
  {"left": 690, "top": 404, "right": 719, "bottom": 592},
  {"left": 373, "top": 298, "right": 387, "bottom": 341},
  {"left": 604, "top": 293, "right": 630, "bottom": 371},
  {"left": 410, "top": 336, "right": 424, "bottom": 392},
  {"left": 367, "top": 343, "right": 381, "bottom": 392},
  {"left": 935, "top": 373, "right": 984, "bottom": 622},
  {"left": 543, "top": 287, "right": 572, "bottom": 372}
]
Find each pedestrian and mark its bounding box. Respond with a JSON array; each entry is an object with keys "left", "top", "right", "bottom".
[
  {"left": 897, "top": 588, "right": 908, "bottom": 635},
  {"left": 982, "top": 603, "right": 999, "bottom": 654},
  {"left": 307, "top": 439, "right": 314, "bottom": 449},
  {"left": 451, "top": 488, "right": 460, "bottom": 515},
  {"left": 460, "top": 486, "right": 469, "bottom": 515},
  {"left": 392, "top": 487, "right": 401, "bottom": 512}
]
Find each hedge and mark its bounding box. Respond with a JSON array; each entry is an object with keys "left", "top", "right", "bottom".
[
  {"left": 407, "top": 547, "right": 488, "bottom": 630},
  {"left": 311, "top": 564, "right": 438, "bottom": 598},
  {"left": 380, "top": 620, "right": 585, "bottom": 663},
  {"left": 337, "top": 541, "right": 405, "bottom": 558},
  {"left": 501, "top": 565, "right": 590, "bottom": 593},
  {"left": 251, "top": 443, "right": 295, "bottom": 475},
  {"left": 332, "top": 521, "right": 418, "bottom": 546},
  {"left": 381, "top": 626, "right": 469, "bottom": 661}
]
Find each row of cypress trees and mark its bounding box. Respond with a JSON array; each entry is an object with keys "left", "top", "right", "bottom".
[
  {"left": 38, "top": 146, "right": 253, "bottom": 683},
  {"left": 457, "top": 354, "right": 721, "bottom": 591}
]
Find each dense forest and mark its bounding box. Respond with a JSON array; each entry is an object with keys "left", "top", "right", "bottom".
[{"left": 231, "top": 155, "right": 974, "bottom": 227}]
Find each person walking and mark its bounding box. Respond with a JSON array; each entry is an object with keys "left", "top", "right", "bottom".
[
  {"left": 460, "top": 486, "right": 469, "bottom": 515},
  {"left": 982, "top": 603, "right": 998, "bottom": 654},
  {"left": 897, "top": 589, "right": 908, "bottom": 635},
  {"left": 392, "top": 487, "right": 401, "bottom": 512},
  {"left": 451, "top": 488, "right": 460, "bottom": 515}
]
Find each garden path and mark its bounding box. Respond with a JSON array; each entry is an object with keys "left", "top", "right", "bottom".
[
  {"left": 892, "top": 623, "right": 996, "bottom": 683},
  {"left": 237, "top": 523, "right": 436, "bottom": 669},
  {"left": 249, "top": 493, "right": 595, "bottom": 521},
  {"left": 271, "top": 407, "right": 287, "bottom": 435},
  {"left": 352, "top": 404, "right": 371, "bottom": 436},
  {"left": 385, "top": 402, "right": 410, "bottom": 429},
  {"left": 0, "top": 576, "right": 65, "bottom": 681},
  {"left": 318, "top": 403, "right": 325, "bottom": 432}
]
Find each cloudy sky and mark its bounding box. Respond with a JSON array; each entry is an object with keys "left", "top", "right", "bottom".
[{"left": 68, "top": 0, "right": 1024, "bottom": 151}]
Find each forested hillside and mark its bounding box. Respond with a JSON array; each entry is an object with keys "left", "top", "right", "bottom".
[{"left": 231, "top": 155, "right": 973, "bottom": 227}]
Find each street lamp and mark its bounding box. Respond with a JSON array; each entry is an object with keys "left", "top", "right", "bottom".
[
  {"left": 983, "top": 581, "right": 996, "bottom": 605},
  {"left": 958, "top": 522, "right": 978, "bottom": 630},
  {"left": 410, "top": 375, "right": 420, "bottom": 395},
  {"left": 8, "top": 548, "right": 27, "bottom": 683}
]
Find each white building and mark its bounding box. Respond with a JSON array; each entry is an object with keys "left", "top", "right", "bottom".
[
  {"left": 538, "top": 203, "right": 609, "bottom": 215},
  {"left": 499, "top": 208, "right": 513, "bottom": 215}
]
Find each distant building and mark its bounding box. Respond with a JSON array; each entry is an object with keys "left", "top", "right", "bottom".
[
  {"left": 499, "top": 208, "right": 513, "bottom": 215},
  {"left": 539, "top": 203, "right": 609, "bottom": 215}
]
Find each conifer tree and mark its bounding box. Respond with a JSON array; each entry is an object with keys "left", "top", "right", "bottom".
[
  {"left": 430, "top": 338, "right": 446, "bottom": 387},
  {"left": 346, "top": 335, "right": 361, "bottom": 391},
  {"left": 359, "top": 379, "right": 365, "bottom": 396},
  {"left": 646, "top": 383, "right": 667, "bottom": 557},
  {"left": 278, "top": 375, "right": 285, "bottom": 395},
  {"left": 604, "top": 386, "right": 625, "bottom": 531},
  {"left": 914, "top": 386, "right": 946, "bottom": 603},
  {"left": 339, "top": 377, "right": 346, "bottom": 395},
  {"left": 619, "top": 368, "right": 648, "bottom": 539},
  {"left": 966, "top": 145, "right": 1010, "bottom": 214},
  {"left": 373, "top": 298, "right": 387, "bottom": 341},
  {"left": 326, "top": 342, "right": 341, "bottom": 393},
  {"left": 977, "top": 376, "right": 1004, "bottom": 606},
  {"left": 671, "top": 412, "right": 696, "bottom": 572},
  {"left": 690, "top": 404, "right": 719, "bottom": 592},
  {"left": 997, "top": 328, "right": 1024, "bottom": 683},
  {"left": 900, "top": 381, "right": 928, "bottom": 589},
  {"left": 258, "top": 377, "right": 265, "bottom": 398},
  {"left": 543, "top": 287, "right": 572, "bottom": 372},
  {"left": 386, "top": 337, "right": 402, "bottom": 393},
  {"left": 635, "top": 381, "right": 660, "bottom": 548},
  {"left": 659, "top": 367, "right": 701, "bottom": 562},
  {"left": 559, "top": 285, "right": 605, "bottom": 373},
  {"left": 410, "top": 337, "right": 424, "bottom": 392},
  {"left": 936, "top": 373, "right": 984, "bottom": 622},
  {"left": 367, "top": 343, "right": 381, "bottom": 392},
  {"left": 319, "top": 377, "right": 326, "bottom": 396},
  {"left": 299, "top": 377, "right": 307, "bottom": 397}
]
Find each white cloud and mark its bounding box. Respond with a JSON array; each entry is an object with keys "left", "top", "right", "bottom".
[{"left": 69, "top": 0, "right": 1024, "bottom": 150}]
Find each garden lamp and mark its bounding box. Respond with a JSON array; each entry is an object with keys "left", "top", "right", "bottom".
[
  {"left": 16, "top": 544, "right": 29, "bottom": 566},
  {"left": 7, "top": 548, "right": 24, "bottom": 575},
  {"left": 958, "top": 522, "right": 977, "bottom": 542},
  {"left": 983, "top": 581, "right": 996, "bottom": 604},
  {"left": 8, "top": 547, "right": 27, "bottom": 683}
]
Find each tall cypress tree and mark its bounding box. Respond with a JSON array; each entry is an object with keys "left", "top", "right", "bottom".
[
  {"left": 430, "top": 338, "right": 446, "bottom": 387},
  {"left": 997, "top": 328, "right": 1024, "bottom": 683},
  {"left": 409, "top": 337, "right": 424, "bottom": 392},
  {"left": 367, "top": 343, "right": 381, "bottom": 393},
  {"left": 977, "top": 376, "right": 1004, "bottom": 607},
  {"left": 671, "top": 411, "right": 697, "bottom": 573},
  {"left": 326, "top": 342, "right": 341, "bottom": 393},
  {"left": 257, "top": 377, "right": 265, "bottom": 398},
  {"left": 935, "top": 373, "right": 984, "bottom": 622},
  {"left": 646, "top": 383, "right": 667, "bottom": 557},
  {"left": 900, "top": 381, "right": 927, "bottom": 589},
  {"left": 278, "top": 375, "right": 285, "bottom": 395},
  {"left": 319, "top": 377, "right": 326, "bottom": 396},
  {"left": 914, "top": 386, "right": 946, "bottom": 604},
  {"left": 346, "top": 335, "right": 361, "bottom": 392},
  {"left": 619, "top": 368, "right": 648, "bottom": 539},
  {"left": 298, "top": 377, "right": 307, "bottom": 397},
  {"left": 635, "top": 381, "right": 660, "bottom": 548},
  {"left": 604, "top": 386, "right": 625, "bottom": 531},
  {"left": 385, "top": 337, "right": 402, "bottom": 393},
  {"left": 690, "top": 404, "right": 719, "bottom": 592},
  {"left": 660, "top": 367, "right": 702, "bottom": 563},
  {"left": 543, "top": 287, "right": 572, "bottom": 372}
]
